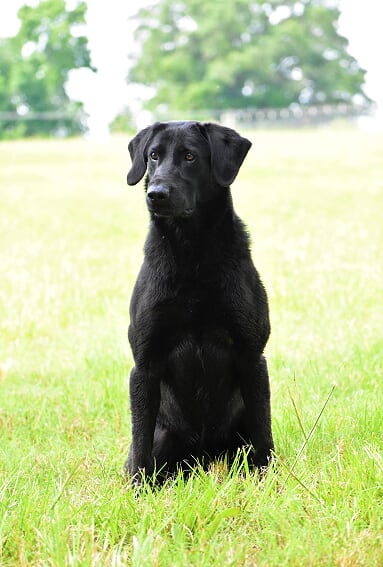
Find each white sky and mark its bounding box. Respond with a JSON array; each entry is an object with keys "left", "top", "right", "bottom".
[{"left": 1, "top": 0, "right": 383, "bottom": 133}]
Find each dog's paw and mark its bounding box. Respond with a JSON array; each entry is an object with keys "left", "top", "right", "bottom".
[
  {"left": 124, "top": 457, "right": 154, "bottom": 487},
  {"left": 250, "top": 446, "right": 275, "bottom": 472}
]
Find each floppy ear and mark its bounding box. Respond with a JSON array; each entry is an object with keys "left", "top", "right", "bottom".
[
  {"left": 203, "top": 123, "right": 252, "bottom": 187},
  {"left": 127, "top": 123, "right": 158, "bottom": 185}
]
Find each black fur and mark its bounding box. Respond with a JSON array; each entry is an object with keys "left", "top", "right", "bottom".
[{"left": 125, "top": 121, "right": 274, "bottom": 483}]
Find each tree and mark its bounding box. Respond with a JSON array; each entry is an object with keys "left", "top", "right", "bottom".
[
  {"left": 110, "top": 107, "right": 135, "bottom": 133},
  {"left": 128, "top": 0, "right": 370, "bottom": 114},
  {"left": 0, "top": 0, "right": 94, "bottom": 138}
]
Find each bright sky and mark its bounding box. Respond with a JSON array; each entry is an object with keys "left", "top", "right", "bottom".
[{"left": 1, "top": 0, "right": 383, "bottom": 134}]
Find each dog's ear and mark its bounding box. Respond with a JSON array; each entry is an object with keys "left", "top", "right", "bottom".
[
  {"left": 127, "top": 123, "right": 158, "bottom": 185},
  {"left": 203, "top": 123, "right": 252, "bottom": 187}
]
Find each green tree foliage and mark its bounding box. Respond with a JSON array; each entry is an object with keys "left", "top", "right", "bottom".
[
  {"left": 110, "top": 107, "right": 135, "bottom": 133},
  {"left": 129, "top": 0, "right": 369, "bottom": 113},
  {"left": 0, "top": 0, "right": 94, "bottom": 138}
]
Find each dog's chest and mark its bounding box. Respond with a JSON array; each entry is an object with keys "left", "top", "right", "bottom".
[
  {"left": 183, "top": 292, "right": 205, "bottom": 320},
  {"left": 172, "top": 277, "right": 222, "bottom": 322}
]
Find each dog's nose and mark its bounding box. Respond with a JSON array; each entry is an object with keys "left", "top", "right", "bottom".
[{"left": 147, "top": 185, "right": 170, "bottom": 202}]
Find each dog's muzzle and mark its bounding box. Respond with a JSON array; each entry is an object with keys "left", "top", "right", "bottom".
[{"left": 146, "top": 184, "right": 194, "bottom": 218}]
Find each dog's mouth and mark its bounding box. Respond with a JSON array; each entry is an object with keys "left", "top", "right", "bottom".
[{"left": 149, "top": 206, "right": 195, "bottom": 218}]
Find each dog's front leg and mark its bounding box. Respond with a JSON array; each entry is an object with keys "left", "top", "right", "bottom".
[
  {"left": 237, "top": 353, "right": 274, "bottom": 469},
  {"left": 126, "top": 365, "right": 160, "bottom": 484}
]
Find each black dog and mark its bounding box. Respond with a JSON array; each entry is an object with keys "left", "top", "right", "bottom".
[{"left": 126, "top": 121, "right": 274, "bottom": 482}]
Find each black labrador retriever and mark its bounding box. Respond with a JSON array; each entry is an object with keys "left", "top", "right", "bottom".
[{"left": 126, "top": 121, "right": 274, "bottom": 483}]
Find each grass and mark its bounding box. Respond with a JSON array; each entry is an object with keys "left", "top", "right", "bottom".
[{"left": 0, "top": 125, "right": 382, "bottom": 566}]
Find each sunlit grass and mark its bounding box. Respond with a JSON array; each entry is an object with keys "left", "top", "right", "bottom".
[{"left": 0, "top": 126, "right": 382, "bottom": 565}]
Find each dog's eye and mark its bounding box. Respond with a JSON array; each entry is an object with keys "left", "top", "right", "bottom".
[
  {"left": 150, "top": 151, "right": 159, "bottom": 161},
  {"left": 185, "top": 152, "right": 195, "bottom": 161}
]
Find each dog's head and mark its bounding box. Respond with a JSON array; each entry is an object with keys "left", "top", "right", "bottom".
[{"left": 127, "top": 121, "right": 251, "bottom": 218}]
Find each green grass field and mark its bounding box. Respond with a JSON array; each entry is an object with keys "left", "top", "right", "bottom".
[{"left": 0, "top": 126, "right": 382, "bottom": 566}]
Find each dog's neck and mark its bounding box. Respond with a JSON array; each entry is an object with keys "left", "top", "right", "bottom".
[{"left": 145, "top": 189, "right": 249, "bottom": 272}]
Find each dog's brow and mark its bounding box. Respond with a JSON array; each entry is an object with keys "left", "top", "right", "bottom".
[
  {"left": 148, "top": 142, "right": 164, "bottom": 153},
  {"left": 174, "top": 131, "right": 209, "bottom": 149}
]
